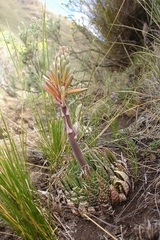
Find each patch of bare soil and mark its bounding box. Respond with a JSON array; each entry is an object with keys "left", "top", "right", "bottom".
[{"left": 0, "top": 94, "right": 160, "bottom": 240}]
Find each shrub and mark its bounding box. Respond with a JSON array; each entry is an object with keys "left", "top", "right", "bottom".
[{"left": 65, "top": 0, "right": 160, "bottom": 68}]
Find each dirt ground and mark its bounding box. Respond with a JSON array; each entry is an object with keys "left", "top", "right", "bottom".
[{"left": 0, "top": 94, "right": 160, "bottom": 240}]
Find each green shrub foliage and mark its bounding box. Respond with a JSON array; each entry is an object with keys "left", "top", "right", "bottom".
[{"left": 65, "top": 0, "right": 160, "bottom": 67}]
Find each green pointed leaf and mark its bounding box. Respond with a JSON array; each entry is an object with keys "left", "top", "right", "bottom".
[{"left": 67, "top": 88, "right": 88, "bottom": 95}]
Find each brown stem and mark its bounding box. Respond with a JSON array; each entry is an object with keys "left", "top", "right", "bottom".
[{"left": 61, "top": 105, "right": 90, "bottom": 175}]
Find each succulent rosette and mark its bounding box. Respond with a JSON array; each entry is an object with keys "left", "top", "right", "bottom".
[{"left": 61, "top": 148, "right": 130, "bottom": 216}]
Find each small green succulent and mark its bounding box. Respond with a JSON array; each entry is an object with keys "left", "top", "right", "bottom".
[{"left": 61, "top": 148, "right": 130, "bottom": 216}]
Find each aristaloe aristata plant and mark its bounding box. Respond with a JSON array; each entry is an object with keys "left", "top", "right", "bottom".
[
  {"left": 43, "top": 46, "right": 90, "bottom": 175},
  {"left": 61, "top": 148, "right": 130, "bottom": 216},
  {"left": 43, "top": 46, "right": 131, "bottom": 215}
]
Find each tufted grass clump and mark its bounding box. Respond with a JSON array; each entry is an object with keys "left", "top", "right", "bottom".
[
  {"left": 33, "top": 92, "right": 67, "bottom": 171},
  {"left": 0, "top": 114, "right": 56, "bottom": 240}
]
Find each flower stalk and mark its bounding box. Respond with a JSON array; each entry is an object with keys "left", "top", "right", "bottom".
[{"left": 43, "top": 46, "right": 90, "bottom": 175}]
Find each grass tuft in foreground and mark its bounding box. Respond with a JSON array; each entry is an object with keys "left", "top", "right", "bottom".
[{"left": 0, "top": 113, "right": 56, "bottom": 240}]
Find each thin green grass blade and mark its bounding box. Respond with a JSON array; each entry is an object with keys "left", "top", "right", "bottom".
[{"left": 0, "top": 113, "right": 56, "bottom": 240}]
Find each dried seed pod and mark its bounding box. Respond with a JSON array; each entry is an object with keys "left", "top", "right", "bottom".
[
  {"left": 118, "top": 193, "right": 127, "bottom": 202},
  {"left": 114, "top": 170, "right": 130, "bottom": 186},
  {"left": 110, "top": 184, "right": 120, "bottom": 204},
  {"left": 88, "top": 206, "right": 96, "bottom": 214},
  {"left": 78, "top": 202, "right": 88, "bottom": 214}
]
